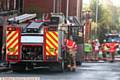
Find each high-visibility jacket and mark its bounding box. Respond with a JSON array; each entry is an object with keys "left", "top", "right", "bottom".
[
  {"left": 109, "top": 42, "right": 117, "bottom": 53},
  {"left": 84, "top": 43, "right": 92, "bottom": 53},
  {"left": 101, "top": 43, "right": 109, "bottom": 53},
  {"left": 65, "top": 39, "right": 77, "bottom": 49}
]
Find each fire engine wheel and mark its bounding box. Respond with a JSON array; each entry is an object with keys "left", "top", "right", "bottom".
[
  {"left": 59, "top": 61, "right": 65, "bottom": 72},
  {"left": 11, "top": 63, "right": 26, "bottom": 72},
  {"left": 49, "top": 62, "right": 65, "bottom": 72},
  {"left": 26, "top": 63, "right": 33, "bottom": 70}
]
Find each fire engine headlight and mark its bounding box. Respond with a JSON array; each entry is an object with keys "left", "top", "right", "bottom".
[{"left": 7, "top": 27, "right": 16, "bottom": 31}]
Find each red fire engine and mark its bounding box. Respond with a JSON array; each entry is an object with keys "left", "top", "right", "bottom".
[
  {"left": 104, "top": 33, "right": 120, "bottom": 53},
  {"left": 5, "top": 13, "right": 82, "bottom": 72}
]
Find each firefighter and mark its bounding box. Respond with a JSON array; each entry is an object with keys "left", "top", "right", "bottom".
[
  {"left": 109, "top": 40, "right": 117, "bottom": 62},
  {"left": 101, "top": 40, "right": 109, "bottom": 61},
  {"left": 64, "top": 38, "right": 77, "bottom": 71},
  {"left": 94, "top": 39, "right": 100, "bottom": 61},
  {"left": 84, "top": 40, "right": 92, "bottom": 61}
]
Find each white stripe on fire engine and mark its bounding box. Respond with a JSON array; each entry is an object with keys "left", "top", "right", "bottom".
[
  {"left": 46, "top": 46, "right": 55, "bottom": 55},
  {"left": 7, "top": 33, "right": 18, "bottom": 47},
  {"left": 49, "top": 32, "right": 58, "bottom": 41},
  {"left": 6, "top": 31, "right": 16, "bottom": 40},
  {"left": 46, "top": 33, "right": 58, "bottom": 48}
]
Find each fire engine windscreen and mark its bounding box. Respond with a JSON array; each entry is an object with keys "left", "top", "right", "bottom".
[{"left": 22, "top": 46, "right": 43, "bottom": 60}]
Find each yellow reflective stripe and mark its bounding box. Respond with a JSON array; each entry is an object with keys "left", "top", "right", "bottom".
[
  {"left": 9, "top": 39, "right": 18, "bottom": 48},
  {"left": 46, "top": 46, "right": 55, "bottom": 55},
  {"left": 15, "top": 46, "right": 18, "bottom": 55},
  {"left": 46, "top": 33, "right": 58, "bottom": 47},
  {"left": 7, "top": 31, "right": 16, "bottom": 40},
  {"left": 7, "top": 33, "right": 18, "bottom": 46},
  {"left": 46, "top": 40, "right": 54, "bottom": 48},
  {"left": 49, "top": 32, "right": 58, "bottom": 41}
]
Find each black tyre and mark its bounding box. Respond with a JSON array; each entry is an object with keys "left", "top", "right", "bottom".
[
  {"left": 27, "top": 63, "right": 33, "bottom": 70},
  {"left": 11, "top": 63, "right": 26, "bottom": 72},
  {"left": 49, "top": 62, "right": 65, "bottom": 72},
  {"left": 59, "top": 61, "right": 65, "bottom": 72}
]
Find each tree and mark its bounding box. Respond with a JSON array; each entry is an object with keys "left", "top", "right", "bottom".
[{"left": 89, "top": 0, "right": 119, "bottom": 43}]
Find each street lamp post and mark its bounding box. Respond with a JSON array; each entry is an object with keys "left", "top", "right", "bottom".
[
  {"left": 95, "top": 0, "right": 99, "bottom": 37},
  {"left": 53, "top": 0, "right": 56, "bottom": 13},
  {"left": 66, "top": 0, "right": 69, "bottom": 18}
]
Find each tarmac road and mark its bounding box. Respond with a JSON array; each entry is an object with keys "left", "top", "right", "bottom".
[{"left": 0, "top": 62, "right": 120, "bottom": 80}]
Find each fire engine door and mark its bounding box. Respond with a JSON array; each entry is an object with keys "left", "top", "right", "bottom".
[{"left": 6, "top": 26, "right": 21, "bottom": 61}]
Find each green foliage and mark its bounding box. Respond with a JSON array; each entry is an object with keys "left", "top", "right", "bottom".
[{"left": 89, "top": 0, "right": 120, "bottom": 42}]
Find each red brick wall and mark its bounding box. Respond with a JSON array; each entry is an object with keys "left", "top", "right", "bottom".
[
  {"left": 61, "top": 0, "right": 67, "bottom": 15},
  {"left": 23, "top": 0, "right": 53, "bottom": 13},
  {"left": 69, "top": 0, "right": 77, "bottom": 16},
  {"left": 23, "top": 0, "right": 82, "bottom": 16}
]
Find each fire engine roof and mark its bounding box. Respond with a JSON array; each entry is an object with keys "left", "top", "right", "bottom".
[
  {"left": 8, "top": 14, "right": 36, "bottom": 23},
  {"left": 68, "top": 16, "right": 80, "bottom": 27},
  {"left": 27, "top": 22, "right": 44, "bottom": 29}
]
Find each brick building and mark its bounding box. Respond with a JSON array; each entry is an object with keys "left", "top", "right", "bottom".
[
  {"left": 23, "top": 0, "right": 82, "bottom": 18},
  {"left": 0, "top": 0, "right": 23, "bottom": 15},
  {"left": 0, "top": 0, "right": 82, "bottom": 20}
]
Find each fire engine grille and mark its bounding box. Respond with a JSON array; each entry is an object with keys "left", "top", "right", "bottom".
[{"left": 22, "top": 46, "right": 43, "bottom": 60}]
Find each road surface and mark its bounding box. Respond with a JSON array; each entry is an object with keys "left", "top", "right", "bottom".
[{"left": 0, "top": 62, "right": 120, "bottom": 80}]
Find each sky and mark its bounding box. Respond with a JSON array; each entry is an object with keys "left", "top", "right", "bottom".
[
  {"left": 112, "top": 0, "right": 120, "bottom": 7},
  {"left": 83, "top": 0, "right": 120, "bottom": 7},
  {"left": 83, "top": 0, "right": 91, "bottom": 5}
]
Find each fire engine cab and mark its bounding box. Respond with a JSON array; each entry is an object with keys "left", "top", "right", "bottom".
[{"left": 6, "top": 13, "right": 75, "bottom": 72}]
